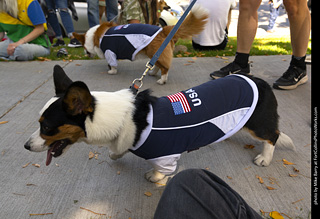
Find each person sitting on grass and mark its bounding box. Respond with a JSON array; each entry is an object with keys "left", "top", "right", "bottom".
[
  {"left": 192, "top": 0, "right": 237, "bottom": 51},
  {"left": 0, "top": 0, "right": 51, "bottom": 61}
]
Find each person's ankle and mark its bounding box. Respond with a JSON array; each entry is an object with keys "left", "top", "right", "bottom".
[
  {"left": 234, "top": 52, "right": 249, "bottom": 68},
  {"left": 290, "top": 55, "right": 306, "bottom": 70}
]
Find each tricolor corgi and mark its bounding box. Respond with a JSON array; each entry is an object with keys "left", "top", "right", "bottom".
[
  {"left": 24, "top": 65, "right": 295, "bottom": 182},
  {"left": 73, "top": 4, "right": 208, "bottom": 85}
]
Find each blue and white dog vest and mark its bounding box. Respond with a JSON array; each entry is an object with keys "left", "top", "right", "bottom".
[
  {"left": 100, "top": 23, "right": 162, "bottom": 66},
  {"left": 130, "top": 75, "right": 259, "bottom": 175}
]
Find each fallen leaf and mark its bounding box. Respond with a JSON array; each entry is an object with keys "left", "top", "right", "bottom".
[
  {"left": 32, "top": 163, "right": 40, "bottom": 168},
  {"left": 227, "top": 176, "right": 232, "bottom": 179},
  {"left": 221, "top": 56, "right": 229, "bottom": 60},
  {"left": 282, "top": 159, "right": 295, "bottom": 165},
  {"left": 29, "top": 213, "right": 53, "bottom": 216},
  {"left": 0, "top": 121, "right": 8, "bottom": 124},
  {"left": 80, "top": 207, "right": 106, "bottom": 216},
  {"left": 22, "top": 162, "right": 30, "bottom": 168},
  {"left": 187, "top": 60, "right": 195, "bottom": 63},
  {"left": 292, "top": 198, "right": 304, "bottom": 204},
  {"left": 244, "top": 144, "right": 255, "bottom": 149},
  {"left": 196, "top": 52, "right": 205, "bottom": 57},
  {"left": 256, "top": 175, "right": 264, "bottom": 184},
  {"left": 289, "top": 174, "right": 298, "bottom": 177},
  {"left": 88, "top": 151, "right": 95, "bottom": 159},
  {"left": 266, "top": 186, "right": 276, "bottom": 190},
  {"left": 269, "top": 211, "right": 284, "bottom": 219},
  {"left": 268, "top": 176, "right": 281, "bottom": 187},
  {"left": 293, "top": 167, "right": 300, "bottom": 172},
  {"left": 155, "top": 182, "right": 166, "bottom": 186},
  {"left": 37, "top": 57, "right": 51, "bottom": 61},
  {"left": 144, "top": 191, "right": 152, "bottom": 197},
  {"left": 75, "top": 64, "right": 82, "bottom": 66}
]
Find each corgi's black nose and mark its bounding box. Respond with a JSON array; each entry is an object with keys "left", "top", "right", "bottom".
[{"left": 24, "top": 143, "right": 31, "bottom": 150}]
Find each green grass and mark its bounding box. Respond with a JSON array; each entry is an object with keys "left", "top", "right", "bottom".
[
  {"left": 35, "top": 36, "right": 311, "bottom": 61},
  {"left": 39, "top": 38, "right": 96, "bottom": 61},
  {"left": 174, "top": 36, "right": 311, "bottom": 58}
]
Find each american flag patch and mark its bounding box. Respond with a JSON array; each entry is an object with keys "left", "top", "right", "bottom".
[{"left": 167, "top": 92, "right": 191, "bottom": 115}]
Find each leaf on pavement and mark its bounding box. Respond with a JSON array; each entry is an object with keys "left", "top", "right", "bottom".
[{"left": 269, "top": 211, "right": 284, "bottom": 219}]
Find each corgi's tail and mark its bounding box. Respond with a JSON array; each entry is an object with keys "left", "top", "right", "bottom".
[
  {"left": 163, "top": 4, "right": 209, "bottom": 41},
  {"left": 275, "top": 132, "right": 296, "bottom": 151}
]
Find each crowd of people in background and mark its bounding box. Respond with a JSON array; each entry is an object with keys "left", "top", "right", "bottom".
[{"left": 0, "top": 0, "right": 311, "bottom": 91}]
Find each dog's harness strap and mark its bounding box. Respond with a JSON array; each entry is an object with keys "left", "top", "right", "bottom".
[{"left": 130, "top": 0, "right": 198, "bottom": 93}]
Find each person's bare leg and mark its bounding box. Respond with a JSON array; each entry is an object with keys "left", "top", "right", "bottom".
[
  {"left": 273, "top": 0, "right": 310, "bottom": 90},
  {"left": 284, "top": 0, "right": 311, "bottom": 57},
  {"left": 236, "top": 0, "right": 262, "bottom": 53},
  {"left": 209, "top": 0, "right": 261, "bottom": 79}
]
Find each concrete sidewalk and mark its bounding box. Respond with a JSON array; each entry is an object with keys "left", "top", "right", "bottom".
[{"left": 0, "top": 56, "right": 311, "bottom": 218}]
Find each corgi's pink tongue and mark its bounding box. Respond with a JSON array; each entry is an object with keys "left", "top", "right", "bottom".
[{"left": 46, "top": 148, "right": 53, "bottom": 166}]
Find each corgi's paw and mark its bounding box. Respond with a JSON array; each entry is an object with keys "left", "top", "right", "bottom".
[
  {"left": 254, "top": 154, "right": 272, "bottom": 167},
  {"left": 108, "top": 67, "right": 118, "bottom": 75},
  {"left": 109, "top": 152, "right": 123, "bottom": 160},
  {"left": 156, "top": 74, "right": 168, "bottom": 85},
  {"left": 145, "top": 169, "right": 166, "bottom": 182}
]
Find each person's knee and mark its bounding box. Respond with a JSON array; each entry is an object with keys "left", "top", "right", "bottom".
[
  {"left": 167, "top": 169, "right": 206, "bottom": 189},
  {"left": 239, "top": 0, "right": 262, "bottom": 13},
  {"left": 58, "top": 8, "right": 69, "bottom": 13},
  {"left": 13, "top": 46, "right": 33, "bottom": 61},
  {"left": 48, "top": 8, "right": 56, "bottom": 15},
  {"left": 284, "top": 0, "right": 308, "bottom": 18}
]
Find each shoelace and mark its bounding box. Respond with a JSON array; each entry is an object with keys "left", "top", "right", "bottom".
[{"left": 282, "top": 66, "right": 301, "bottom": 80}]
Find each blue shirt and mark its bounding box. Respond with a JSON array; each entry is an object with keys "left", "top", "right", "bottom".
[
  {"left": 130, "top": 75, "right": 259, "bottom": 174},
  {"left": 28, "top": 0, "right": 46, "bottom": 26}
]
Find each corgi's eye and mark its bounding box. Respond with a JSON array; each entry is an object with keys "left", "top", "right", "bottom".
[{"left": 41, "top": 125, "right": 52, "bottom": 133}]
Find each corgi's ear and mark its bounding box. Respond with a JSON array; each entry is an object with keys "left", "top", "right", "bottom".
[
  {"left": 62, "top": 81, "right": 94, "bottom": 116},
  {"left": 73, "top": 32, "right": 85, "bottom": 45},
  {"left": 53, "top": 65, "right": 73, "bottom": 95}
]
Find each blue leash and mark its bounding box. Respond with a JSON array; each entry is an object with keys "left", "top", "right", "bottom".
[{"left": 130, "top": 0, "right": 197, "bottom": 93}]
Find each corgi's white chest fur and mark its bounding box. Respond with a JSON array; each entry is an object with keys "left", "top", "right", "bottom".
[{"left": 84, "top": 90, "right": 136, "bottom": 154}]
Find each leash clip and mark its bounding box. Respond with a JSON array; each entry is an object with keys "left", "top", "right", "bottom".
[
  {"left": 145, "top": 61, "right": 155, "bottom": 71},
  {"left": 130, "top": 61, "right": 155, "bottom": 94}
]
